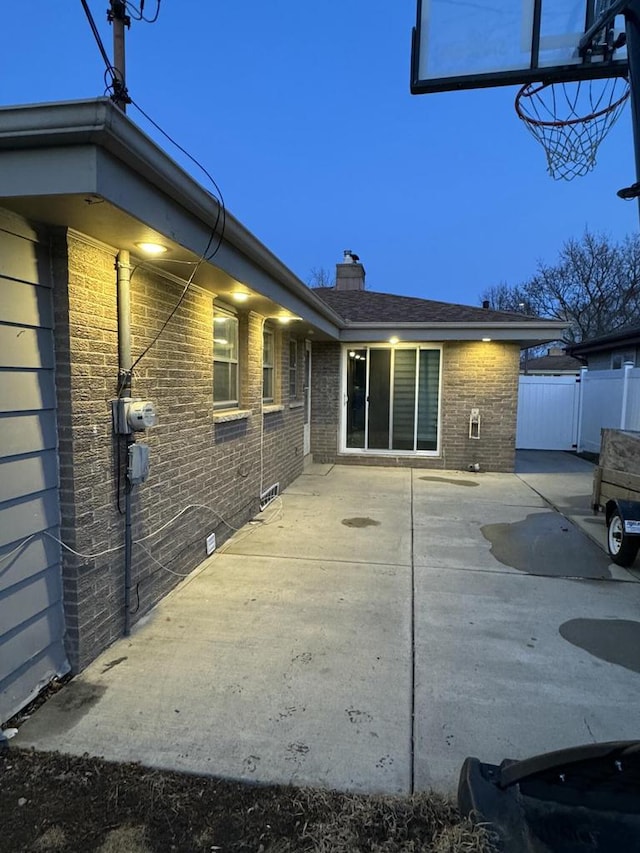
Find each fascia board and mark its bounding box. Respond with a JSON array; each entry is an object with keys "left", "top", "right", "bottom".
[
  {"left": 0, "top": 99, "right": 343, "bottom": 334},
  {"left": 339, "top": 321, "right": 568, "bottom": 343}
]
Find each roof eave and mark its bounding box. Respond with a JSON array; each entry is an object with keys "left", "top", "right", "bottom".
[
  {"left": 0, "top": 98, "right": 344, "bottom": 333},
  {"left": 339, "top": 320, "right": 568, "bottom": 345}
]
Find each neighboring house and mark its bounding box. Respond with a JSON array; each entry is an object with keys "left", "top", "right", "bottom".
[
  {"left": 0, "top": 98, "right": 564, "bottom": 722},
  {"left": 567, "top": 325, "right": 640, "bottom": 370},
  {"left": 520, "top": 347, "right": 582, "bottom": 375}
]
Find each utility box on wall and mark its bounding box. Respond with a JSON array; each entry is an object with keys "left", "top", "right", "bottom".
[{"left": 111, "top": 398, "right": 158, "bottom": 435}]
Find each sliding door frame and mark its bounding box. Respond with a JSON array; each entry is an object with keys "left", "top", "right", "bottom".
[{"left": 339, "top": 343, "right": 442, "bottom": 456}]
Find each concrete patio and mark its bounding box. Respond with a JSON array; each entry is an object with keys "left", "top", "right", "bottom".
[{"left": 13, "top": 453, "right": 640, "bottom": 795}]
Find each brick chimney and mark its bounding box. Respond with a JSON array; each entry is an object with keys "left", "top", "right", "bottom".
[{"left": 335, "top": 249, "right": 365, "bottom": 291}]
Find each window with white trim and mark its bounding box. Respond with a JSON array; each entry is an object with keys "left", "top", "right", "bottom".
[
  {"left": 213, "top": 309, "right": 239, "bottom": 408},
  {"left": 263, "top": 327, "right": 275, "bottom": 402},
  {"left": 345, "top": 345, "right": 441, "bottom": 454},
  {"left": 289, "top": 339, "right": 298, "bottom": 399}
]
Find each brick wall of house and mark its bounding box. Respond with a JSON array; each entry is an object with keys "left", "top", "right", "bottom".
[
  {"left": 440, "top": 341, "right": 520, "bottom": 473},
  {"left": 54, "top": 232, "right": 304, "bottom": 671},
  {"left": 309, "top": 342, "right": 341, "bottom": 462},
  {"left": 310, "top": 341, "right": 520, "bottom": 473}
]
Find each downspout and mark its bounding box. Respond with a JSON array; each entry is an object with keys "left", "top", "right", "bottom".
[{"left": 116, "top": 249, "right": 133, "bottom": 636}]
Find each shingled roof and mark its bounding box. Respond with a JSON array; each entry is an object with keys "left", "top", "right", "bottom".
[
  {"left": 568, "top": 324, "right": 640, "bottom": 355},
  {"left": 523, "top": 353, "right": 583, "bottom": 371},
  {"left": 312, "top": 288, "right": 541, "bottom": 324}
]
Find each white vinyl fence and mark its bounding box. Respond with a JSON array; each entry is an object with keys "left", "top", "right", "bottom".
[
  {"left": 517, "top": 363, "right": 640, "bottom": 453},
  {"left": 578, "top": 364, "right": 640, "bottom": 454}
]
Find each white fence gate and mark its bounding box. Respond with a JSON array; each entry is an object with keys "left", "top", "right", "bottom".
[
  {"left": 517, "top": 364, "right": 640, "bottom": 453},
  {"left": 517, "top": 375, "right": 581, "bottom": 450}
]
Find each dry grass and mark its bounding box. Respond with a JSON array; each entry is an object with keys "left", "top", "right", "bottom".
[
  {"left": 283, "top": 789, "right": 496, "bottom": 852},
  {"left": 3, "top": 748, "right": 498, "bottom": 852}
]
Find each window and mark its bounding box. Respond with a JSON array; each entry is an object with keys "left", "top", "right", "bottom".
[
  {"left": 213, "top": 310, "right": 239, "bottom": 408},
  {"left": 289, "top": 339, "right": 298, "bottom": 399},
  {"left": 263, "top": 327, "right": 275, "bottom": 402},
  {"left": 345, "top": 346, "right": 441, "bottom": 453},
  {"left": 611, "top": 351, "right": 636, "bottom": 369}
]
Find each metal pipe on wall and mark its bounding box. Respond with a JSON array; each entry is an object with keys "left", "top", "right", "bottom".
[{"left": 116, "top": 249, "right": 133, "bottom": 636}]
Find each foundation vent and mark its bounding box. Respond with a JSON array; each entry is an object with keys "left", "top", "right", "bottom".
[{"left": 260, "top": 482, "right": 280, "bottom": 511}]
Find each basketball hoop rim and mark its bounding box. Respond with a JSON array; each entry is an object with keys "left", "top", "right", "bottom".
[{"left": 515, "top": 78, "right": 630, "bottom": 128}]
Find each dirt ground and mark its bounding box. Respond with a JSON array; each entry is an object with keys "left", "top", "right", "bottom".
[{"left": 1, "top": 747, "right": 496, "bottom": 853}]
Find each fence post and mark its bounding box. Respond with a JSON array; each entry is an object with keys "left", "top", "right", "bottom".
[
  {"left": 620, "top": 361, "right": 635, "bottom": 430},
  {"left": 576, "top": 367, "right": 587, "bottom": 453}
]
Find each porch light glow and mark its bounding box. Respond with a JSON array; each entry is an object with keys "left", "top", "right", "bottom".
[
  {"left": 482, "top": 337, "right": 492, "bottom": 342},
  {"left": 278, "top": 317, "right": 292, "bottom": 324},
  {"left": 232, "top": 292, "right": 249, "bottom": 303},
  {"left": 389, "top": 336, "right": 399, "bottom": 344},
  {"left": 135, "top": 241, "right": 168, "bottom": 256}
]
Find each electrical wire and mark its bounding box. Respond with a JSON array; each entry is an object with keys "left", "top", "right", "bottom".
[
  {"left": 124, "top": 99, "right": 226, "bottom": 371},
  {"left": 128, "top": 97, "right": 226, "bottom": 263},
  {"left": 136, "top": 541, "right": 198, "bottom": 577},
  {"left": 80, "top": 0, "right": 127, "bottom": 104},
  {"left": 78, "top": 2, "right": 227, "bottom": 372},
  {"left": 80, "top": 0, "right": 116, "bottom": 82},
  {"left": 125, "top": 0, "right": 161, "bottom": 23},
  {"left": 0, "top": 500, "right": 262, "bottom": 569}
]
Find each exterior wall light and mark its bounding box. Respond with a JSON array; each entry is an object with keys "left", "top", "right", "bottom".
[
  {"left": 135, "top": 241, "right": 168, "bottom": 256},
  {"left": 482, "top": 337, "right": 492, "bottom": 342},
  {"left": 389, "top": 336, "right": 399, "bottom": 344},
  {"left": 232, "top": 293, "right": 249, "bottom": 303}
]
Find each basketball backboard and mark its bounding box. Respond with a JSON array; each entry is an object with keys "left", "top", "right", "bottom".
[{"left": 411, "top": 0, "right": 628, "bottom": 94}]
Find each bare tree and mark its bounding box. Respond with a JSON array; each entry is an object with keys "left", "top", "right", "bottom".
[
  {"left": 481, "top": 230, "right": 640, "bottom": 343},
  {"left": 480, "top": 282, "right": 532, "bottom": 314},
  {"left": 307, "top": 266, "right": 335, "bottom": 288}
]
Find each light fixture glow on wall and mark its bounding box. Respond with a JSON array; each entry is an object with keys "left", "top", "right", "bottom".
[
  {"left": 389, "top": 336, "right": 399, "bottom": 344},
  {"left": 232, "top": 292, "right": 249, "bottom": 303},
  {"left": 135, "top": 241, "right": 168, "bottom": 256},
  {"left": 482, "top": 337, "right": 492, "bottom": 342}
]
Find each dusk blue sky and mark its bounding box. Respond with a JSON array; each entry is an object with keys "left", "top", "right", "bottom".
[{"left": 4, "top": 1, "right": 639, "bottom": 306}]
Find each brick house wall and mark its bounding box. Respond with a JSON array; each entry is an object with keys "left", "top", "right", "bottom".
[
  {"left": 53, "top": 231, "right": 304, "bottom": 671},
  {"left": 310, "top": 340, "right": 520, "bottom": 473}
]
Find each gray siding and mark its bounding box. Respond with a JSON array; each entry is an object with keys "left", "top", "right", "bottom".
[{"left": 0, "top": 215, "right": 69, "bottom": 724}]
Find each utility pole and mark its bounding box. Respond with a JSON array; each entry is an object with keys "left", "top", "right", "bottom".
[{"left": 108, "top": 0, "right": 131, "bottom": 111}]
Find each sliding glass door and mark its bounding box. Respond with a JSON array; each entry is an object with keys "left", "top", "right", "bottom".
[{"left": 344, "top": 346, "right": 440, "bottom": 453}]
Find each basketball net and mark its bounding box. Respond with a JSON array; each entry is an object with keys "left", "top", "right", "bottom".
[{"left": 515, "top": 76, "right": 630, "bottom": 180}]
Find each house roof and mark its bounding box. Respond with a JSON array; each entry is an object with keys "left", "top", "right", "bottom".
[
  {"left": 0, "top": 97, "right": 567, "bottom": 347},
  {"left": 0, "top": 98, "right": 343, "bottom": 340},
  {"left": 567, "top": 324, "right": 640, "bottom": 356},
  {"left": 313, "top": 288, "right": 540, "bottom": 324},
  {"left": 311, "top": 287, "right": 566, "bottom": 345},
  {"left": 522, "top": 353, "right": 583, "bottom": 372}
]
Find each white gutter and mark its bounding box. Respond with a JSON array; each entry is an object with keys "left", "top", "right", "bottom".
[{"left": 0, "top": 99, "right": 344, "bottom": 329}]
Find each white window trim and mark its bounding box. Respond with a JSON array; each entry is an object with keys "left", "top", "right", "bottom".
[
  {"left": 289, "top": 339, "right": 298, "bottom": 400},
  {"left": 213, "top": 307, "right": 239, "bottom": 410},
  {"left": 263, "top": 326, "right": 276, "bottom": 403}
]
